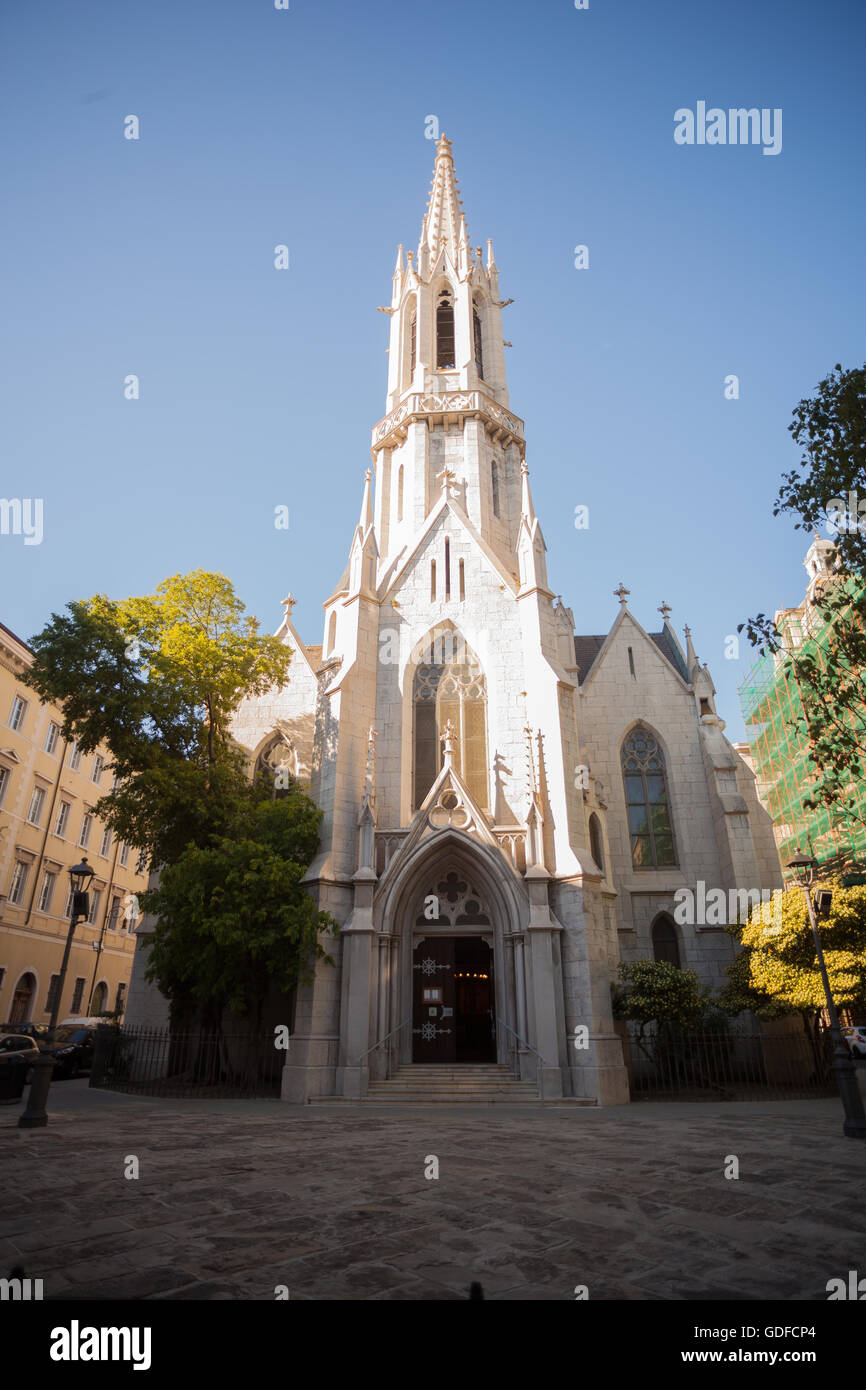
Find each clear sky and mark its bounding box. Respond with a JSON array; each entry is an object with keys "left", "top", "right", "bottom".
[{"left": 1, "top": 0, "right": 863, "bottom": 739}]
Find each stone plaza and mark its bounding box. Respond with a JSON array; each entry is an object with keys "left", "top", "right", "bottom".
[{"left": 1, "top": 1084, "right": 861, "bottom": 1301}]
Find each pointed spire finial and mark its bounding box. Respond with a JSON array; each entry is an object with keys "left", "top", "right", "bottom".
[
  {"left": 281, "top": 593, "right": 297, "bottom": 616},
  {"left": 358, "top": 468, "right": 374, "bottom": 532},
  {"left": 441, "top": 719, "right": 456, "bottom": 767},
  {"left": 658, "top": 601, "right": 672, "bottom": 622},
  {"left": 614, "top": 583, "right": 630, "bottom": 607}
]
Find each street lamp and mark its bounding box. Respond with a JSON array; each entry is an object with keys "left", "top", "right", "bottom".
[
  {"left": 18, "top": 857, "right": 95, "bottom": 1129},
  {"left": 786, "top": 850, "right": 866, "bottom": 1140}
]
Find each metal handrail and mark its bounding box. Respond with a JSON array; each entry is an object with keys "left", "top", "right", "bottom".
[
  {"left": 496, "top": 1017, "right": 546, "bottom": 1102},
  {"left": 358, "top": 1017, "right": 411, "bottom": 1081}
]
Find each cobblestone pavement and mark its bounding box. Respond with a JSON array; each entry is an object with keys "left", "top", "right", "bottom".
[{"left": 1, "top": 1086, "right": 862, "bottom": 1301}]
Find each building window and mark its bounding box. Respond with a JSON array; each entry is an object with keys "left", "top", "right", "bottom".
[
  {"left": 397, "top": 464, "right": 404, "bottom": 522},
  {"left": 92, "top": 754, "right": 104, "bottom": 784},
  {"left": 136, "top": 850, "right": 148, "bottom": 875},
  {"left": 108, "top": 895, "right": 123, "bottom": 931},
  {"left": 491, "top": 460, "right": 500, "bottom": 518},
  {"left": 430, "top": 560, "right": 437, "bottom": 601},
  {"left": 115, "top": 981, "right": 127, "bottom": 1014},
  {"left": 473, "top": 301, "right": 484, "bottom": 379},
  {"left": 27, "top": 785, "right": 46, "bottom": 827},
  {"left": 459, "top": 558, "right": 465, "bottom": 601},
  {"left": 9, "top": 696, "right": 27, "bottom": 732},
  {"left": 413, "top": 643, "right": 488, "bottom": 809},
  {"left": 100, "top": 827, "right": 112, "bottom": 858},
  {"left": 622, "top": 727, "right": 677, "bottom": 869},
  {"left": 64, "top": 887, "right": 75, "bottom": 918},
  {"left": 628, "top": 646, "right": 636, "bottom": 678},
  {"left": 87, "top": 888, "right": 102, "bottom": 926},
  {"left": 44, "top": 722, "right": 60, "bottom": 754},
  {"left": 652, "top": 914, "right": 682, "bottom": 968},
  {"left": 409, "top": 311, "right": 417, "bottom": 376},
  {"left": 444, "top": 538, "right": 451, "bottom": 601},
  {"left": 37, "top": 870, "right": 57, "bottom": 913},
  {"left": 589, "top": 813, "right": 604, "bottom": 873},
  {"left": 46, "top": 974, "right": 61, "bottom": 1014},
  {"left": 91, "top": 981, "right": 108, "bottom": 1014},
  {"left": 119, "top": 842, "right": 130, "bottom": 867},
  {"left": 79, "top": 812, "right": 93, "bottom": 848},
  {"left": 54, "top": 800, "right": 71, "bottom": 837},
  {"left": 327, "top": 611, "right": 337, "bottom": 656},
  {"left": 69, "top": 742, "right": 82, "bottom": 771},
  {"left": 71, "top": 977, "right": 86, "bottom": 1014},
  {"left": 436, "top": 291, "right": 455, "bottom": 368},
  {"left": 0, "top": 765, "right": 9, "bottom": 808},
  {"left": 9, "top": 861, "right": 30, "bottom": 906}
]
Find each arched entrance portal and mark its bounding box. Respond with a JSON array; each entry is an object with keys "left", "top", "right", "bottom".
[
  {"left": 10, "top": 972, "right": 36, "bottom": 1024},
  {"left": 413, "top": 936, "right": 495, "bottom": 1063}
]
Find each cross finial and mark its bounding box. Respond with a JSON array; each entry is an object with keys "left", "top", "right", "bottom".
[
  {"left": 658, "top": 601, "right": 672, "bottom": 622},
  {"left": 614, "top": 583, "right": 630, "bottom": 607},
  {"left": 281, "top": 593, "right": 297, "bottom": 615}
]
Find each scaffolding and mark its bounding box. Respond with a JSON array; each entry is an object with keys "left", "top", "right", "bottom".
[{"left": 739, "top": 609, "right": 866, "bottom": 878}]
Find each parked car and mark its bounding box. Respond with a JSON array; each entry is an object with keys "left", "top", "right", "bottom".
[
  {"left": 0, "top": 1022, "right": 50, "bottom": 1043},
  {"left": 843, "top": 1026, "right": 866, "bottom": 1059},
  {"left": 39, "top": 1026, "right": 97, "bottom": 1079},
  {"left": 0, "top": 1034, "right": 41, "bottom": 1079}
]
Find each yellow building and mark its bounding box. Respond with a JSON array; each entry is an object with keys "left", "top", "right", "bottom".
[{"left": 0, "top": 620, "right": 149, "bottom": 1026}]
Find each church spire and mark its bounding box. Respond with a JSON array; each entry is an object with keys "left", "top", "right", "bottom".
[{"left": 419, "top": 134, "right": 467, "bottom": 272}]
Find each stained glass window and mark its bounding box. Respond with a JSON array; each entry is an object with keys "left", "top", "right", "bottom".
[{"left": 622, "top": 727, "right": 677, "bottom": 868}]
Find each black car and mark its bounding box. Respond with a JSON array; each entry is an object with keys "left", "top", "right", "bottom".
[{"left": 39, "top": 1026, "right": 97, "bottom": 1079}]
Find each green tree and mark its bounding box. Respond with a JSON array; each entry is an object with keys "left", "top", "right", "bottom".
[
  {"left": 145, "top": 788, "right": 333, "bottom": 1026},
  {"left": 26, "top": 570, "right": 335, "bottom": 1023},
  {"left": 612, "top": 960, "right": 707, "bottom": 1039},
  {"left": 26, "top": 570, "right": 292, "bottom": 865},
  {"left": 740, "top": 364, "right": 866, "bottom": 847},
  {"left": 728, "top": 883, "right": 866, "bottom": 1020}
]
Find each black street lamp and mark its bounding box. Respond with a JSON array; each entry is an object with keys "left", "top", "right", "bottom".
[
  {"left": 18, "top": 857, "right": 95, "bottom": 1129},
  {"left": 786, "top": 850, "right": 866, "bottom": 1140}
]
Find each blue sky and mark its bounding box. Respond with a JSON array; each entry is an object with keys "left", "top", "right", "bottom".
[{"left": 1, "top": 0, "right": 863, "bottom": 738}]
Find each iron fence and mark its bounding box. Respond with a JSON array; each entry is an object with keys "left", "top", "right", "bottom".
[
  {"left": 91, "top": 1025, "right": 282, "bottom": 1099},
  {"left": 625, "top": 1024, "right": 838, "bottom": 1101}
]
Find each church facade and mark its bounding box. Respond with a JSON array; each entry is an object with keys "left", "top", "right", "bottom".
[{"left": 225, "top": 137, "right": 780, "bottom": 1104}]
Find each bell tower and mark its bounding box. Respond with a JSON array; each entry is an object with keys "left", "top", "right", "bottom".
[{"left": 372, "top": 135, "right": 526, "bottom": 576}]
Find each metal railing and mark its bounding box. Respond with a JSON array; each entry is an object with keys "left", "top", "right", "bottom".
[
  {"left": 496, "top": 1017, "right": 546, "bottom": 1102},
  {"left": 624, "top": 1024, "right": 837, "bottom": 1101},
  {"left": 358, "top": 1017, "right": 411, "bottom": 1083},
  {"left": 91, "top": 1025, "right": 282, "bottom": 1099}
]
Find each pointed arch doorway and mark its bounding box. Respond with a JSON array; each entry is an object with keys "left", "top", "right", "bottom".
[
  {"left": 411, "top": 866, "right": 496, "bottom": 1064},
  {"left": 413, "top": 936, "right": 495, "bottom": 1063}
]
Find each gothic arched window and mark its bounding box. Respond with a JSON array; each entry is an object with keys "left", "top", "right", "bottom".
[
  {"left": 621, "top": 726, "right": 677, "bottom": 868},
  {"left": 652, "top": 913, "right": 681, "bottom": 968},
  {"left": 327, "top": 611, "right": 337, "bottom": 656},
  {"left": 409, "top": 309, "right": 417, "bottom": 377},
  {"left": 491, "top": 459, "right": 500, "bottom": 518},
  {"left": 473, "top": 301, "right": 484, "bottom": 379},
  {"left": 413, "top": 642, "right": 488, "bottom": 810},
  {"left": 589, "top": 813, "right": 604, "bottom": 873},
  {"left": 436, "top": 290, "right": 455, "bottom": 369},
  {"left": 397, "top": 464, "right": 404, "bottom": 523}
]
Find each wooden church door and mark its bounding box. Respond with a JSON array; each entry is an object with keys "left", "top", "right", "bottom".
[{"left": 412, "top": 937, "right": 456, "bottom": 1062}]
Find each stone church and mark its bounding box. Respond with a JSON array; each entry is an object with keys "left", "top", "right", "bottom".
[{"left": 131, "top": 136, "right": 781, "bottom": 1103}]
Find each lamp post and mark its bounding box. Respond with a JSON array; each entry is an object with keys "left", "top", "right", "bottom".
[
  {"left": 786, "top": 850, "right": 866, "bottom": 1139},
  {"left": 18, "top": 857, "right": 94, "bottom": 1129}
]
